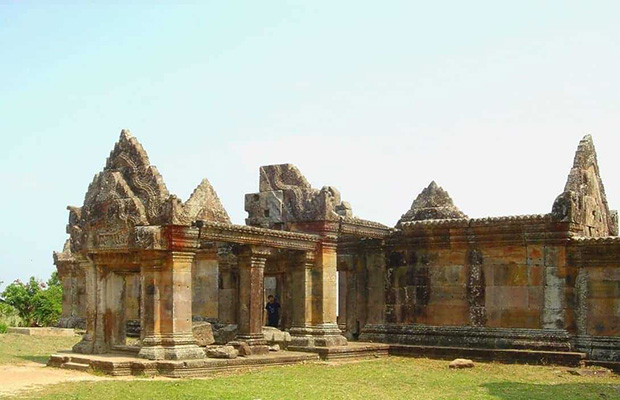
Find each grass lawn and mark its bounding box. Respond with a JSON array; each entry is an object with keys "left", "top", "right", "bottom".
[
  {"left": 2, "top": 333, "right": 620, "bottom": 399},
  {"left": 0, "top": 332, "right": 80, "bottom": 365}
]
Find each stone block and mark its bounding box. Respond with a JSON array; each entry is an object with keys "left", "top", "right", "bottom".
[
  {"left": 528, "top": 265, "right": 544, "bottom": 286},
  {"left": 205, "top": 345, "right": 238, "bottom": 359},
  {"left": 213, "top": 324, "right": 238, "bottom": 344},
  {"left": 192, "top": 322, "right": 215, "bottom": 346},
  {"left": 449, "top": 358, "right": 474, "bottom": 369}
]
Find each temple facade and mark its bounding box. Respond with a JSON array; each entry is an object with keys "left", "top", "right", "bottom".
[{"left": 54, "top": 131, "right": 620, "bottom": 363}]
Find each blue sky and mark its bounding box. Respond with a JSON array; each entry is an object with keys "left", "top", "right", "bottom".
[{"left": 1, "top": 1, "right": 620, "bottom": 289}]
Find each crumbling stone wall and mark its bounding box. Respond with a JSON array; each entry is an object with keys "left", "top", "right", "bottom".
[{"left": 350, "top": 136, "right": 620, "bottom": 360}]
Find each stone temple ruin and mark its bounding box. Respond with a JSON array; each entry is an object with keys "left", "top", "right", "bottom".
[{"left": 50, "top": 131, "right": 620, "bottom": 375}]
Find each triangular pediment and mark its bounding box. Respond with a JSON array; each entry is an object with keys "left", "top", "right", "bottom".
[
  {"left": 397, "top": 181, "right": 467, "bottom": 226},
  {"left": 185, "top": 179, "right": 231, "bottom": 224}
]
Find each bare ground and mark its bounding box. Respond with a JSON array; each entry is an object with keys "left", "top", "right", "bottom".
[{"left": 0, "top": 362, "right": 110, "bottom": 398}]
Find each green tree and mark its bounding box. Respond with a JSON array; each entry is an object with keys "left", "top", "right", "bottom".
[
  {"left": 1, "top": 273, "right": 62, "bottom": 327},
  {"left": 32, "top": 285, "right": 62, "bottom": 326}
]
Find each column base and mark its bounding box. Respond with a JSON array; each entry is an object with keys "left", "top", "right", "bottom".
[
  {"left": 137, "top": 344, "right": 205, "bottom": 360},
  {"left": 289, "top": 324, "right": 348, "bottom": 348},
  {"left": 72, "top": 334, "right": 95, "bottom": 354},
  {"left": 232, "top": 334, "right": 270, "bottom": 355},
  {"left": 138, "top": 334, "right": 205, "bottom": 360}
]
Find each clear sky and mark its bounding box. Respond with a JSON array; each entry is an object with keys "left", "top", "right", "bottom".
[{"left": 1, "top": 1, "right": 620, "bottom": 290}]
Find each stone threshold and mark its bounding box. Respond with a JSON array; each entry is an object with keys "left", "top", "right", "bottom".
[{"left": 48, "top": 351, "right": 319, "bottom": 378}]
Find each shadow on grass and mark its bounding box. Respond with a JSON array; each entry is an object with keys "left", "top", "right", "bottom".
[
  {"left": 17, "top": 355, "right": 50, "bottom": 365},
  {"left": 482, "top": 382, "right": 620, "bottom": 400}
]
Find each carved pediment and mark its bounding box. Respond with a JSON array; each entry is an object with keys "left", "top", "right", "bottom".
[
  {"left": 105, "top": 129, "right": 169, "bottom": 224},
  {"left": 185, "top": 179, "right": 231, "bottom": 224},
  {"left": 78, "top": 171, "right": 149, "bottom": 249}
]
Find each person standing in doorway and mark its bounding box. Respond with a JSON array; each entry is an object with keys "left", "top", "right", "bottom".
[{"left": 265, "top": 295, "right": 281, "bottom": 328}]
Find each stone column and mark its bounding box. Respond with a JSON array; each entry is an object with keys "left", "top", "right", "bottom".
[
  {"left": 218, "top": 257, "right": 238, "bottom": 325},
  {"left": 289, "top": 251, "right": 314, "bottom": 343},
  {"left": 193, "top": 249, "right": 219, "bottom": 319},
  {"left": 365, "top": 241, "right": 386, "bottom": 325},
  {"left": 103, "top": 271, "right": 126, "bottom": 347},
  {"left": 290, "top": 240, "right": 348, "bottom": 348},
  {"left": 234, "top": 246, "right": 270, "bottom": 355},
  {"left": 138, "top": 250, "right": 204, "bottom": 360},
  {"left": 73, "top": 256, "right": 97, "bottom": 354},
  {"left": 56, "top": 262, "right": 76, "bottom": 325}
]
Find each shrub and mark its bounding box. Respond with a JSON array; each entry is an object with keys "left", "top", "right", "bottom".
[
  {"left": 0, "top": 302, "right": 21, "bottom": 327},
  {"left": 1, "top": 272, "right": 62, "bottom": 327},
  {"left": 32, "top": 285, "right": 62, "bottom": 327},
  {"left": 0, "top": 322, "right": 7, "bottom": 334}
]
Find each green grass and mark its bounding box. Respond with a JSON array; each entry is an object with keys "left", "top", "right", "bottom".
[
  {"left": 0, "top": 332, "right": 80, "bottom": 365},
  {"left": 3, "top": 334, "right": 620, "bottom": 399},
  {"left": 19, "top": 357, "right": 620, "bottom": 400}
]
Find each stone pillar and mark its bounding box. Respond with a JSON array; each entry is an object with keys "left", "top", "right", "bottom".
[
  {"left": 337, "top": 269, "right": 347, "bottom": 332},
  {"left": 193, "top": 250, "right": 219, "bottom": 319},
  {"left": 290, "top": 240, "right": 348, "bottom": 348},
  {"left": 57, "top": 263, "right": 76, "bottom": 324},
  {"left": 234, "top": 246, "right": 270, "bottom": 355},
  {"left": 218, "top": 266, "right": 238, "bottom": 324},
  {"left": 73, "top": 257, "right": 97, "bottom": 354},
  {"left": 103, "top": 271, "right": 126, "bottom": 347},
  {"left": 138, "top": 250, "right": 204, "bottom": 360},
  {"left": 290, "top": 251, "right": 314, "bottom": 338},
  {"left": 365, "top": 240, "right": 386, "bottom": 326}
]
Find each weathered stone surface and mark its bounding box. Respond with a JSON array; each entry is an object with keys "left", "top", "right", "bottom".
[
  {"left": 230, "top": 341, "right": 252, "bottom": 357},
  {"left": 269, "top": 344, "right": 281, "bottom": 352},
  {"left": 397, "top": 181, "right": 467, "bottom": 226},
  {"left": 55, "top": 131, "right": 620, "bottom": 365},
  {"left": 185, "top": 179, "right": 231, "bottom": 224},
  {"left": 263, "top": 327, "right": 292, "bottom": 348},
  {"left": 8, "top": 327, "right": 77, "bottom": 337},
  {"left": 552, "top": 135, "right": 618, "bottom": 236},
  {"left": 205, "top": 345, "right": 238, "bottom": 359},
  {"left": 449, "top": 358, "right": 474, "bottom": 369},
  {"left": 213, "top": 324, "right": 238, "bottom": 344},
  {"left": 193, "top": 322, "right": 215, "bottom": 346},
  {"left": 245, "top": 164, "right": 353, "bottom": 228}
]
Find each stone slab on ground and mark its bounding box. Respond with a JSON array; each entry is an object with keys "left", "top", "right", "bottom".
[
  {"left": 449, "top": 358, "right": 475, "bottom": 369},
  {"left": 8, "top": 327, "right": 77, "bottom": 337},
  {"left": 48, "top": 350, "right": 319, "bottom": 378}
]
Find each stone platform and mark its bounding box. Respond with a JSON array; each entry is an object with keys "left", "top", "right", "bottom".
[
  {"left": 8, "top": 327, "right": 77, "bottom": 337},
  {"left": 287, "top": 342, "right": 390, "bottom": 361},
  {"left": 388, "top": 344, "right": 586, "bottom": 367},
  {"left": 48, "top": 351, "right": 319, "bottom": 378}
]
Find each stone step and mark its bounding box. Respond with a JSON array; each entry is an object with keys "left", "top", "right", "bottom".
[
  {"left": 61, "top": 362, "right": 91, "bottom": 372},
  {"left": 389, "top": 344, "right": 586, "bottom": 367}
]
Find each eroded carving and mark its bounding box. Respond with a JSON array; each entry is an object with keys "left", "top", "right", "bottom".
[{"left": 397, "top": 181, "right": 467, "bottom": 226}]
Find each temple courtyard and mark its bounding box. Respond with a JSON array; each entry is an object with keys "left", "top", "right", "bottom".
[{"left": 0, "top": 333, "right": 618, "bottom": 399}]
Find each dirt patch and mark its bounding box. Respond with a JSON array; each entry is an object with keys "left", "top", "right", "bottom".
[{"left": 0, "top": 362, "right": 110, "bottom": 397}]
